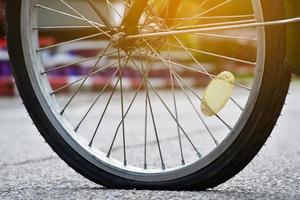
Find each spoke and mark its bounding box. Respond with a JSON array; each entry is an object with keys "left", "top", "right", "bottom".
[
  {"left": 229, "top": 97, "right": 244, "bottom": 111},
  {"left": 138, "top": 19, "right": 256, "bottom": 33},
  {"left": 172, "top": 72, "right": 219, "bottom": 146},
  {"left": 174, "top": 69, "right": 233, "bottom": 131},
  {"left": 140, "top": 47, "right": 163, "bottom": 169},
  {"left": 42, "top": 50, "right": 118, "bottom": 74},
  {"left": 50, "top": 57, "right": 125, "bottom": 94},
  {"left": 118, "top": 47, "right": 127, "bottom": 165},
  {"left": 35, "top": 4, "right": 104, "bottom": 27},
  {"left": 144, "top": 41, "right": 233, "bottom": 131},
  {"left": 191, "top": 0, "right": 208, "bottom": 14},
  {"left": 143, "top": 52, "right": 149, "bottom": 169},
  {"left": 106, "top": 52, "right": 152, "bottom": 160},
  {"left": 87, "top": 0, "right": 115, "bottom": 31},
  {"left": 171, "top": 33, "right": 250, "bottom": 91},
  {"left": 175, "top": 41, "right": 247, "bottom": 109},
  {"left": 148, "top": 0, "right": 207, "bottom": 27},
  {"left": 168, "top": 43, "right": 256, "bottom": 65},
  {"left": 58, "top": 43, "right": 112, "bottom": 114},
  {"left": 148, "top": 40, "right": 223, "bottom": 141},
  {"left": 144, "top": 88, "right": 148, "bottom": 169},
  {"left": 167, "top": 41, "right": 185, "bottom": 165},
  {"left": 147, "top": 89, "right": 165, "bottom": 169},
  {"left": 136, "top": 51, "right": 214, "bottom": 77},
  {"left": 74, "top": 69, "right": 119, "bottom": 131},
  {"left": 126, "top": 17, "right": 300, "bottom": 40},
  {"left": 174, "top": 0, "right": 234, "bottom": 28},
  {"left": 120, "top": 0, "right": 161, "bottom": 27},
  {"left": 129, "top": 56, "right": 202, "bottom": 158},
  {"left": 104, "top": 28, "right": 155, "bottom": 164},
  {"left": 37, "top": 32, "right": 109, "bottom": 51},
  {"left": 121, "top": 0, "right": 131, "bottom": 18},
  {"left": 106, "top": 48, "right": 153, "bottom": 163},
  {"left": 175, "top": 19, "right": 256, "bottom": 30},
  {"left": 106, "top": 0, "right": 123, "bottom": 21},
  {"left": 148, "top": 5, "right": 246, "bottom": 111},
  {"left": 163, "top": 14, "right": 255, "bottom": 21},
  {"left": 89, "top": 56, "right": 132, "bottom": 147},
  {"left": 33, "top": 25, "right": 97, "bottom": 30},
  {"left": 131, "top": 4, "right": 221, "bottom": 82},
  {"left": 171, "top": 35, "right": 246, "bottom": 109},
  {"left": 137, "top": 19, "right": 256, "bottom": 32},
  {"left": 89, "top": 73, "right": 121, "bottom": 147},
  {"left": 49, "top": 42, "right": 149, "bottom": 94},
  {"left": 105, "top": 0, "right": 116, "bottom": 27},
  {"left": 106, "top": 78, "right": 144, "bottom": 158},
  {"left": 59, "top": 0, "right": 111, "bottom": 38},
  {"left": 193, "top": 32, "right": 257, "bottom": 41},
  {"left": 134, "top": 49, "right": 251, "bottom": 91},
  {"left": 98, "top": 57, "right": 130, "bottom": 151}
]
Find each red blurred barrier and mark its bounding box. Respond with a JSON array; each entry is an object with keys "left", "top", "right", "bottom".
[{"left": 0, "top": 76, "right": 14, "bottom": 96}]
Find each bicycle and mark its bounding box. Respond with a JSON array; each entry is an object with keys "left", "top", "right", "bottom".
[{"left": 6, "top": 0, "right": 300, "bottom": 190}]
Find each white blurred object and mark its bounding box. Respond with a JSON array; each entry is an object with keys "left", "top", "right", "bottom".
[{"left": 201, "top": 71, "right": 235, "bottom": 117}]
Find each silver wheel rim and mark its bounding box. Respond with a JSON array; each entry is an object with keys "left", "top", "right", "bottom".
[{"left": 21, "top": 0, "right": 265, "bottom": 181}]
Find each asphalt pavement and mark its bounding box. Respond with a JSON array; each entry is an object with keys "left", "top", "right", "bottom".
[{"left": 0, "top": 82, "right": 299, "bottom": 200}]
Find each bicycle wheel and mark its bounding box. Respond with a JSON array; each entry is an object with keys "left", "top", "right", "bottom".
[{"left": 6, "top": 0, "right": 290, "bottom": 190}]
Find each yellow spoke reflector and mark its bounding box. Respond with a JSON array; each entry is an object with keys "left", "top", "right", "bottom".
[{"left": 201, "top": 71, "right": 235, "bottom": 117}]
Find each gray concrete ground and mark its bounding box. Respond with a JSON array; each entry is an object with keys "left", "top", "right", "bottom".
[{"left": 0, "top": 82, "right": 299, "bottom": 200}]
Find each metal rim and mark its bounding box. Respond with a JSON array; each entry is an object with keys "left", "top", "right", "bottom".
[{"left": 21, "top": 0, "right": 265, "bottom": 182}]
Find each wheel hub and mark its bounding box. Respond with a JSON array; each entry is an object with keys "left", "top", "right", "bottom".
[
  {"left": 112, "top": 21, "right": 166, "bottom": 51},
  {"left": 111, "top": 32, "right": 126, "bottom": 47}
]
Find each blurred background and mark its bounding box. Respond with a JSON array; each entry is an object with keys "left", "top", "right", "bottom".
[{"left": 0, "top": 0, "right": 258, "bottom": 97}]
